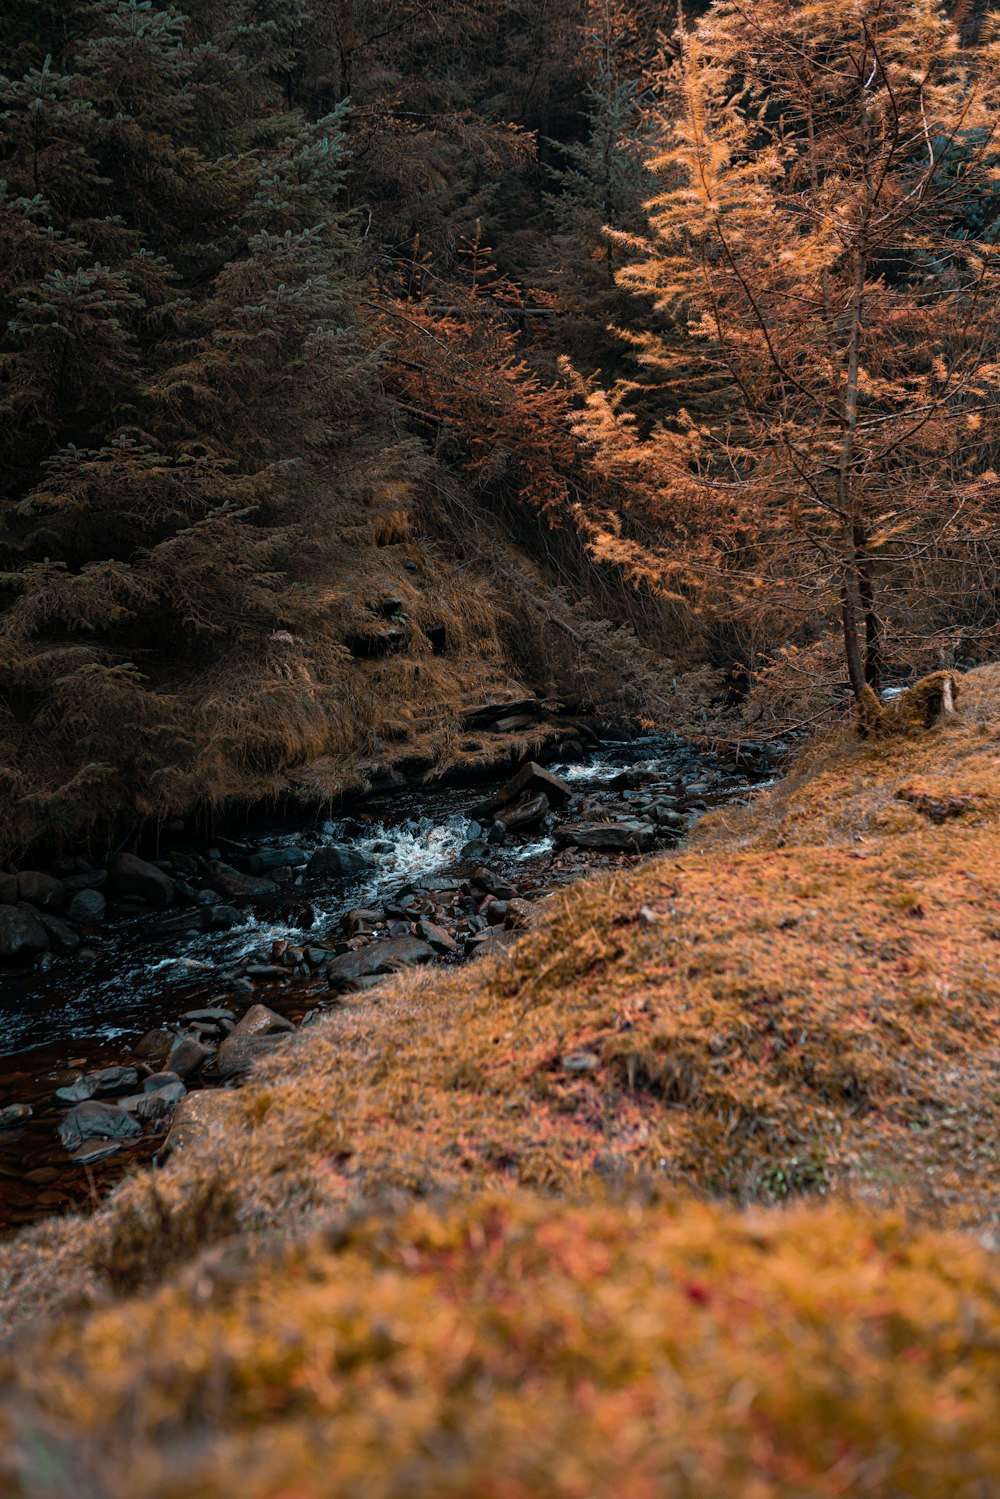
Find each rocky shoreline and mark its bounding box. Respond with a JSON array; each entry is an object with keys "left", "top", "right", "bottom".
[{"left": 0, "top": 724, "right": 781, "bottom": 1232}]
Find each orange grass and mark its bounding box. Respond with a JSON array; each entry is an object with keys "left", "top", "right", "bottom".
[
  {"left": 2, "top": 1193, "right": 999, "bottom": 1498},
  {"left": 1, "top": 668, "right": 999, "bottom": 1495}
]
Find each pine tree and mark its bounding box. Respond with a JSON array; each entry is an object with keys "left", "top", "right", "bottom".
[{"left": 0, "top": 0, "right": 390, "bottom": 850}]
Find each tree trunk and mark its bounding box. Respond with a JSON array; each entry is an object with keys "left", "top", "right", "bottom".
[{"left": 836, "top": 50, "right": 875, "bottom": 702}]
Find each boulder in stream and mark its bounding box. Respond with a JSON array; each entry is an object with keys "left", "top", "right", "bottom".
[
  {"left": 215, "top": 1003, "right": 297, "bottom": 1081},
  {"left": 470, "top": 761, "right": 573, "bottom": 822},
  {"left": 229, "top": 1003, "right": 295, "bottom": 1041},
  {"left": 166, "top": 1035, "right": 213, "bottom": 1080},
  {"left": 162, "top": 1091, "right": 240, "bottom": 1159},
  {"left": 38, "top": 911, "right": 81, "bottom": 953},
  {"left": 499, "top": 792, "right": 549, "bottom": 833},
  {"left": 55, "top": 1066, "right": 141, "bottom": 1104},
  {"left": 0, "top": 1103, "right": 32, "bottom": 1130},
  {"left": 325, "top": 935, "right": 435, "bottom": 989},
  {"left": 132, "top": 1029, "right": 175, "bottom": 1066},
  {"left": 108, "top": 852, "right": 175, "bottom": 907},
  {"left": 16, "top": 871, "right": 65, "bottom": 910},
  {"left": 206, "top": 862, "right": 279, "bottom": 900},
  {"left": 0, "top": 903, "right": 49, "bottom": 959},
  {"left": 554, "top": 820, "right": 656, "bottom": 854},
  {"left": 65, "top": 887, "right": 106, "bottom": 923},
  {"left": 59, "top": 1100, "right": 141, "bottom": 1150},
  {"left": 307, "top": 846, "right": 377, "bottom": 880}
]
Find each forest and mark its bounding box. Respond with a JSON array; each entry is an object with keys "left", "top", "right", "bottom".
[{"left": 1, "top": 2, "right": 1000, "bottom": 1495}]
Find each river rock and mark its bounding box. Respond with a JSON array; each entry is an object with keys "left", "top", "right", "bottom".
[
  {"left": 554, "top": 819, "right": 656, "bottom": 853},
  {"left": 205, "top": 903, "right": 240, "bottom": 930},
  {"left": 166, "top": 1035, "right": 213, "bottom": 1079},
  {"left": 134, "top": 1081, "right": 186, "bottom": 1120},
  {"left": 16, "top": 871, "right": 65, "bottom": 910},
  {"left": 162, "top": 1090, "right": 240, "bottom": 1158},
  {"left": 179, "top": 1007, "right": 235, "bottom": 1031},
  {"left": 500, "top": 792, "right": 549, "bottom": 833},
  {"left": 470, "top": 762, "right": 573, "bottom": 822},
  {"left": 132, "top": 1029, "right": 175, "bottom": 1065},
  {"left": 0, "top": 903, "right": 49, "bottom": 959},
  {"left": 37, "top": 911, "right": 81, "bottom": 953},
  {"left": 249, "top": 846, "right": 309, "bottom": 874},
  {"left": 418, "top": 919, "right": 459, "bottom": 954},
  {"left": 108, "top": 852, "right": 175, "bottom": 906},
  {"left": 216, "top": 1030, "right": 293, "bottom": 1081},
  {"left": 504, "top": 898, "right": 534, "bottom": 930},
  {"left": 207, "top": 862, "right": 278, "bottom": 900},
  {"left": 149, "top": 910, "right": 206, "bottom": 938},
  {"left": 144, "top": 1070, "right": 185, "bottom": 1092},
  {"left": 229, "top": 1003, "right": 295, "bottom": 1041},
  {"left": 343, "top": 908, "right": 383, "bottom": 935},
  {"left": 0, "top": 1103, "right": 32, "bottom": 1129},
  {"left": 66, "top": 887, "right": 106, "bottom": 923},
  {"left": 59, "top": 1101, "right": 141, "bottom": 1150},
  {"left": 469, "top": 868, "right": 519, "bottom": 901},
  {"left": 307, "top": 846, "right": 377, "bottom": 880},
  {"left": 55, "top": 1066, "right": 141, "bottom": 1104},
  {"left": 468, "top": 929, "right": 518, "bottom": 960},
  {"left": 325, "top": 935, "right": 435, "bottom": 989},
  {"left": 63, "top": 867, "right": 107, "bottom": 892},
  {"left": 214, "top": 1003, "right": 296, "bottom": 1079},
  {"left": 70, "top": 1142, "right": 125, "bottom": 1165}
]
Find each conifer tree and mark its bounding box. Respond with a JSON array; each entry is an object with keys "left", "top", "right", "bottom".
[
  {"left": 578, "top": 0, "right": 1000, "bottom": 704},
  {"left": 0, "top": 0, "right": 388, "bottom": 848}
]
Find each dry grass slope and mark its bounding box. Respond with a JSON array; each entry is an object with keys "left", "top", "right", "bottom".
[
  {"left": 2, "top": 667, "right": 999, "bottom": 1495},
  {"left": 3, "top": 1194, "right": 1000, "bottom": 1499}
]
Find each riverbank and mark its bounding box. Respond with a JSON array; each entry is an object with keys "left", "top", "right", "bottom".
[
  {"left": 1, "top": 666, "right": 998, "bottom": 1495},
  {"left": 0, "top": 726, "right": 771, "bottom": 1232}
]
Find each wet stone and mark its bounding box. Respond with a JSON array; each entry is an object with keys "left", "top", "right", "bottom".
[
  {"left": 54, "top": 1066, "right": 141, "bottom": 1105},
  {"left": 0, "top": 903, "right": 49, "bottom": 959},
  {"left": 418, "top": 919, "right": 459, "bottom": 954},
  {"left": 206, "top": 862, "right": 279, "bottom": 900},
  {"left": 135, "top": 1082, "right": 186, "bottom": 1120},
  {"left": 325, "top": 935, "right": 436, "bottom": 989},
  {"left": 180, "top": 1007, "right": 236, "bottom": 1028},
  {"left": 108, "top": 852, "right": 175, "bottom": 907},
  {"left": 504, "top": 898, "right": 534, "bottom": 931},
  {"left": 59, "top": 1101, "right": 141, "bottom": 1150},
  {"left": 307, "top": 846, "right": 376, "bottom": 880},
  {"left": 66, "top": 887, "right": 106, "bottom": 923},
  {"left": 17, "top": 872, "right": 65, "bottom": 910},
  {"left": 470, "top": 868, "right": 519, "bottom": 901},
  {"left": 216, "top": 1031, "right": 293, "bottom": 1081},
  {"left": 0, "top": 1103, "right": 33, "bottom": 1130},
  {"left": 38, "top": 911, "right": 81, "bottom": 953},
  {"left": 132, "top": 1029, "right": 176, "bottom": 1066},
  {"left": 554, "top": 820, "right": 656, "bottom": 854},
  {"left": 70, "top": 1141, "right": 124, "bottom": 1166},
  {"left": 167, "top": 1036, "right": 213, "bottom": 1080},
  {"left": 248, "top": 846, "right": 309, "bottom": 874},
  {"left": 229, "top": 1004, "right": 295, "bottom": 1042}
]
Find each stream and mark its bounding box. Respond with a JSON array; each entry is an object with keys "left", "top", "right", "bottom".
[{"left": 0, "top": 731, "right": 779, "bottom": 1234}]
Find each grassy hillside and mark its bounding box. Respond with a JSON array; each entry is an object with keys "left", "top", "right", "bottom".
[{"left": 2, "top": 667, "right": 999, "bottom": 1495}]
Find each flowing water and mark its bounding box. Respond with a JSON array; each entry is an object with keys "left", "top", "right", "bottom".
[{"left": 0, "top": 732, "right": 779, "bottom": 1231}]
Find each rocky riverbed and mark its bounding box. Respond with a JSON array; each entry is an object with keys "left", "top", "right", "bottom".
[{"left": 0, "top": 730, "right": 780, "bottom": 1233}]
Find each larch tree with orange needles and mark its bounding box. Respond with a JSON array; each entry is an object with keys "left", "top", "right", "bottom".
[{"left": 587, "top": 0, "right": 1000, "bottom": 704}]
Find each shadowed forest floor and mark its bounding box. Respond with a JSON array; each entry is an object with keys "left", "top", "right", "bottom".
[{"left": 1, "top": 667, "right": 999, "bottom": 1496}]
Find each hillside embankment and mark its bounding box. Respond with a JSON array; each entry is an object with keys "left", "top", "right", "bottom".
[{"left": 1, "top": 667, "right": 999, "bottom": 1496}]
